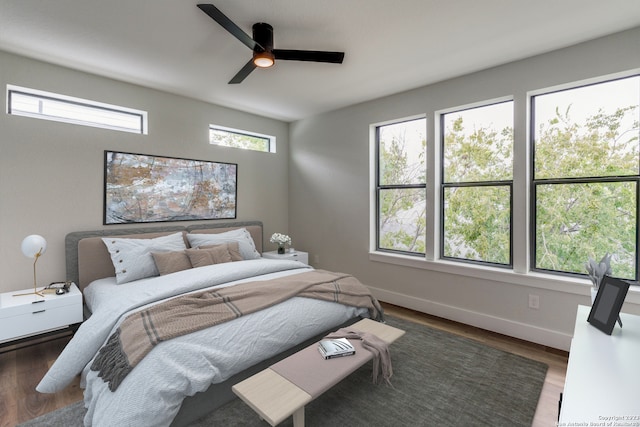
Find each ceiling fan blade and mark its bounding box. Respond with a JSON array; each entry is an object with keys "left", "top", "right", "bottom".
[
  {"left": 273, "top": 49, "right": 344, "bottom": 64},
  {"left": 197, "top": 4, "right": 262, "bottom": 51},
  {"left": 229, "top": 59, "right": 257, "bottom": 84}
]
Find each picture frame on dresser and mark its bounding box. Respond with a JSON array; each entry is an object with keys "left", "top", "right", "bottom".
[{"left": 587, "top": 275, "right": 630, "bottom": 335}]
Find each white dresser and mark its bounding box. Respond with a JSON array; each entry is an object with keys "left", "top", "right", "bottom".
[
  {"left": 0, "top": 283, "right": 83, "bottom": 344},
  {"left": 559, "top": 305, "right": 640, "bottom": 424}
]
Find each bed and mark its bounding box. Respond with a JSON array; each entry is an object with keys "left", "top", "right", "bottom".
[{"left": 36, "top": 221, "right": 381, "bottom": 426}]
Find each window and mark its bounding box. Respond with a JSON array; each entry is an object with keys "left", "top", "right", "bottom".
[
  {"left": 209, "top": 125, "right": 275, "bottom": 152},
  {"left": 371, "top": 73, "right": 640, "bottom": 286},
  {"left": 375, "top": 117, "right": 426, "bottom": 254},
  {"left": 532, "top": 75, "right": 640, "bottom": 280},
  {"left": 441, "top": 101, "right": 514, "bottom": 266},
  {"left": 7, "top": 85, "right": 147, "bottom": 134}
]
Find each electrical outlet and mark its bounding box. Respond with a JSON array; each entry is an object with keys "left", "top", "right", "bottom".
[
  {"left": 528, "top": 294, "right": 540, "bottom": 310},
  {"left": 313, "top": 254, "right": 320, "bottom": 265}
]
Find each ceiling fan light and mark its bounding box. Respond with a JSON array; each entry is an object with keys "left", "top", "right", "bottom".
[{"left": 253, "top": 51, "right": 275, "bottom": 68}]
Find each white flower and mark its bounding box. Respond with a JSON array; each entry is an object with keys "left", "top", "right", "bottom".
[{"left": 270, "top": 233, "right": 291, "bottom": 246}]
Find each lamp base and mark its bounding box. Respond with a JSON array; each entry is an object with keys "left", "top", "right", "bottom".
[
  {"left": 13, "top": 288, "right": 45, "bottom": 298},
  {"left": 15, "top": 249, "right": 45, "bottom": 298}
]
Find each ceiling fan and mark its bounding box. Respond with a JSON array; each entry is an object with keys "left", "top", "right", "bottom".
[{"left": 197, "top": 3, "right": 345, "bottom": 84}]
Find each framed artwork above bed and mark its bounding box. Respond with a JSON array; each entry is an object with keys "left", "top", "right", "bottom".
[{"left": 104, "top": 150, "right": 237, "bottom": 224}]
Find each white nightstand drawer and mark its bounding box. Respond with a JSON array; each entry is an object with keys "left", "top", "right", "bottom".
[
  {"left": 0, "top": 304, "right": 82, "bottom": 342},
  {"left": 263, "top": 250, "right": 309, "bottom": 265},
  {"left": 0, "top": 283, "right": 83, "bottom": 343},
  {"left": 0, "top": 293, "right": 78, "bottom": 319}
]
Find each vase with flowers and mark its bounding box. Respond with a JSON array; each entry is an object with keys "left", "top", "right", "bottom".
[{"left": 270, "top": 233, "right": 291, "bottom": 254}]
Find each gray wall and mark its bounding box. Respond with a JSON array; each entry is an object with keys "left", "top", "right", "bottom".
[
  {"left": 289, "top": 27, "right": 640, "bottom": 350},
  {"left": 0, "top": 50, "right": 290, "bottom": 292},
  {"left": 2, "top": 28, "right": 639, "bottom": 351}
]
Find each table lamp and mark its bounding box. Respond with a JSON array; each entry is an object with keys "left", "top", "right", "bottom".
[{"left": 14, "top": 234, "right": 47, "bottom": 297}]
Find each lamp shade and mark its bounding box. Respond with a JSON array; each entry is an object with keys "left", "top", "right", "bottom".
[{"left": 21, "top": 234, "right": 47, "bottom": 258}]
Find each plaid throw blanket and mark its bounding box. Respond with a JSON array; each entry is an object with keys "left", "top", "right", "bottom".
[
  {"left": 325, "top": 328, "right": 393, "bottom": 385},
  {"left": 91, "top": 269, "right": 383, "bottom": 391}
]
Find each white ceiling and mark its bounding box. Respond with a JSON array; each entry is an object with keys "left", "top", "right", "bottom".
[{"left": 1, "top": 1, "right": 640, "bottom": 122}]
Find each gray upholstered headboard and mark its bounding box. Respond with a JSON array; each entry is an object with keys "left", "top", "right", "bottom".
[{"left": 65, "top": 221, "right": 263, "bottom": 291}]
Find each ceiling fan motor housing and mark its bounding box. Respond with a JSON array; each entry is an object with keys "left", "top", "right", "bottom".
[{"left": 252, "top": 23, "right": 274, "bottom": 52}]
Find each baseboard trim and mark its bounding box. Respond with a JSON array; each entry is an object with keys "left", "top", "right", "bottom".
[{"left": 371, "top": 286, "right": 572, "bottom": 351}]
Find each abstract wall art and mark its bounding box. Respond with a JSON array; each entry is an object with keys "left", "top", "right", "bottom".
[{"left": 104, "top": 151, "right": 237, "bottom": 224}]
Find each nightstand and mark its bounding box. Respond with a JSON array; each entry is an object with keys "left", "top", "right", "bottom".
[
  {"left": 263, "top": 250, "right": 309, "bottom": 265},
  {"left": 0, "top": 283, "right": 83, "bottom": 345}
]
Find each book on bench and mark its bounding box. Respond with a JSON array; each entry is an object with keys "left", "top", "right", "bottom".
[{"left": 318, "top": 338, "right": 356, "bottom": 359}]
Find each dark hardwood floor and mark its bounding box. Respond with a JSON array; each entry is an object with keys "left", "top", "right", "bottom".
[
  {"left": 0, "top": 333, "right": 83, "bottom": 427},
  {"left": 0, "top": 302, "right": 567, "bottom": 426}
]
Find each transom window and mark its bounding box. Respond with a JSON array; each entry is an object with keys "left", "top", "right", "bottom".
[
  {"left": 209, "top": 125, "right": 275, "bottom": 153},
  {"left": 7, "top": 85, "right": 147, "bottom": 134}
]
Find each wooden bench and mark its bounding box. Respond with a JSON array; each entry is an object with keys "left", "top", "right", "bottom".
[{"left": 232, "top": 318, "right": 405, "bottom": 426}]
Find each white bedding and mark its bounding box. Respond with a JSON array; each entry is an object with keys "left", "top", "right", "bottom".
[{"left": 37, "top": 258, "right": 369, "bottom": 426}]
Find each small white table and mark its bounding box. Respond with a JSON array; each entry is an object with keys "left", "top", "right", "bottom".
[
  {"left": 559, "top": 305, "right": 640, "bottom": 424},
  {"left": 0, "top": 283, "right": 83, "bottom": 345},
  {"left": 263, "top": 250, "right": 309, "bottom": 265}
]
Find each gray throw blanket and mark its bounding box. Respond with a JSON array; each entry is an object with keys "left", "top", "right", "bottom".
[
  {"left": 324, "top": 328, "right": 393, "bottom": 385},
  {"left": 91, "top": 269, "right": 384, "bottom": 391}
]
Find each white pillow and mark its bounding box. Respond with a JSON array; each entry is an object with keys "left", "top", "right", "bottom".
[
  {"left": 102, "top": 232, "right": 187, "bottom": 284},
  {"left": 187, "top": 228, "right": 260, "bottom": 260}
]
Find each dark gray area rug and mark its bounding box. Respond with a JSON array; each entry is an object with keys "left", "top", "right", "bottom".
[{"left": 19, "top": 316, "right": 548, "bottom": 427}]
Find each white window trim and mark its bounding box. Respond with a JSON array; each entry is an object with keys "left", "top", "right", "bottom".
[
  {"left": 368, "top": 74, "right": 640, "bottom": 306},
  {"left": 6, "top": 84, "right": 147, "bottom": 134}
]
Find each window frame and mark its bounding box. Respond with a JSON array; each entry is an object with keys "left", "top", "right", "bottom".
[
  {"left": 208, "top": 124, "right": 276, "bottom": 153},
  {"left": 439, "top": 100, "right": 515, "bottom": 268},
  {"left": 370, "top": 71, "right": 640, "bottom": 292},
  {"left": 374, "top": 116, "right": 427, "bottom": 256},
  {"left": 529, "top": 75, "right": 640, "bottom": 281},
  {"left": 440, "top": 180, "right": 514, "bottom": 268},
  {"left": 7, "top": 85, "right": 147, "bottom": 134}
]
